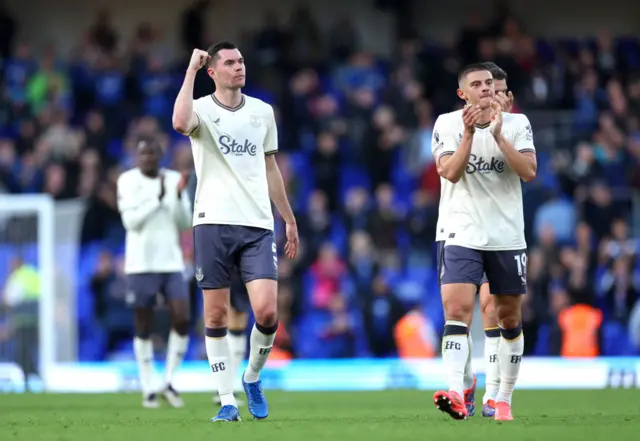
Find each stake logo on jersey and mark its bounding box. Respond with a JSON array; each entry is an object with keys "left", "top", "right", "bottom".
[
  {"left": 219, "top": 134, "right": 257, "bottom": 156},
  {"left": 466, "top": 154, "right": 505, "bottom": 175},
  {"left": 431, "top": 109, "right": 536, "bottom": 251},
  {"left": 188, "top": 94, "right": 278, "bottom": 231}
]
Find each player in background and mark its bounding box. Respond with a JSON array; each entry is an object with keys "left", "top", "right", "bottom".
[
  {"left": 186, "top": 170, "right": 248, "bottom": 406},
  {"left": 432, "top": 64, "right": 536, "bottom": 421},
  {"left": 172, "top": 41, "right": 298, "bottom": 423},
  {"left": 484, "top": 62, "right": 514, "bottom": 113},
  {"left": 117, "top": 137, "right": 193, "bottom": 409}
]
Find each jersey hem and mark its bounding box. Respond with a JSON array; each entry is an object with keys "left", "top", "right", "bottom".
[
  {"left": 125, "top": 268, "right": 185, "bottom": 274},
  {"left": 192, "top": 219, "right": 274, "bottom": 231},
  {"left": 444, "top": 243, "right": 527, "bottom": 251}
]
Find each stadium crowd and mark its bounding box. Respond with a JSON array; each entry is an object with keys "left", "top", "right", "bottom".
[{"left": 2, "top": 3, "right": 640, "bottom": 365}]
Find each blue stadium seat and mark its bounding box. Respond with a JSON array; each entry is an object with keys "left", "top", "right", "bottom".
[
  {"left": 602, "top": 321, "right": 630, "bottom": 355},
  {"left": 535, "top": 324, "right": 551, "bottom": 355}
]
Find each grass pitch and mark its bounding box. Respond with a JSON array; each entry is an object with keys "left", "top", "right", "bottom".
[{"left": 1, "top": 389, "right": 638, "bottom": 441}]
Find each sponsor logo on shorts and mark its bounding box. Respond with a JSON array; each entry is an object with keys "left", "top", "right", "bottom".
[{"left": 272, "top": 242, "right": 278, "bottom": 270}]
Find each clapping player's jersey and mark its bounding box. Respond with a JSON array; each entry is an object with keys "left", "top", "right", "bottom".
[
  {"left": 431, "top": 110, "right": 535, "bottom": 251},
  {"left": 189, "top": 94, "right": 277, "bottom": 231},
  {"left": 435, "top": 109, "right": 463, "bottom": 243},
  {"left": 117, "top": 168, "right": 191, "bottom": 274}
]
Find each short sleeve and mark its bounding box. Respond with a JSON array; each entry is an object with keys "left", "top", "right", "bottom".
[
  {"left": 514, "top": 115, "right": 535, "bottom": 153},
  {"left": 431, "top": 115, "right": 459, "bottom": 161},
  {"left": 187, "top": 99, "right": 204, "bottom": 138},
  {"left": 264, "top": 105, "right": 278, "bottom": 155}
]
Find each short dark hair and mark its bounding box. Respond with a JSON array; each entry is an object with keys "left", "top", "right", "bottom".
[
  {"left": 206, "top": 40, "right": 238, "bottom": 65},
  {"left": 136, "top": 135, "right": 160, "bottom": 152},
  {"left": 483, "top": 62, "right": 508, "bottom": 80},
  {"left": 458, "top": 63, "right": 491, "bottom": 84}
]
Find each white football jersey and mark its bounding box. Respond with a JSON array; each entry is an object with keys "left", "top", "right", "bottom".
[
  {"left": 434, "top": 111, "right": 463, "bottom": 243},
  {"left": 117, "top": 168, "right": 191, "bottom": 274},
  {"left": 431, "top": 110, "right": 536, "bottom": 251},
  {"left": 189, "top": 94, "right": 277, "bottom": 231}
]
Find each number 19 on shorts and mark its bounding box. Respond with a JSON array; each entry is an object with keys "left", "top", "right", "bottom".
[{"left": 513, "top": 252, "right": 527, "bottom": 283}]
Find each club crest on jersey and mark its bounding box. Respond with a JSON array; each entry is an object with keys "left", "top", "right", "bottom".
[
  {"left": 250, "top": 115, "right": 261, "bottom": 128},
  {"left": 218, "top": 134, "right": 258, "bottom": 156},
  {"left": 466, "top": 153, "right": 505, "bottom": 175},
  {"left": 525, "top": 124, "right": 533, "bottom": 141}
]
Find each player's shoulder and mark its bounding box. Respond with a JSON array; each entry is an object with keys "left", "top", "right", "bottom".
[
  {"left": 118, "top": 167, "right": 141, "bottom": 184},
  {"left": 434, "top": 109, "right": 463, "bottom": 128},
  {"left": 193, "top": 94, "right": 215, "bottom": 115},
  {"left": 503, "top": 112, "right": 531, "bottom": 128},
  {"left": 161, "top": 168, "right": 181, "bottom": 179},
  {"left": 242, "top": 94, "right": 274, "bottom": 117}
]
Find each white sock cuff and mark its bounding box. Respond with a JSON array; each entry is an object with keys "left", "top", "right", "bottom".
[
  {"left": 251, "top": 323, "right": 277, "bottom": 346},
  {"left": 445, "top": 320, "right": 468, "bottom": 328}
]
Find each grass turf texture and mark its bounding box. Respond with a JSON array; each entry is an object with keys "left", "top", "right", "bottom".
[{"left": 1, "top": 390, "right": 638, "bottom": 441}]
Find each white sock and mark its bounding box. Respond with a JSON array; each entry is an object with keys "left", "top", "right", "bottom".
[
  {"left": 165, "top": 330, "right": 189, "bottom": 386},
  {"left": 463, "top": 333, "right": 475, "bottom": 390},
  {"left": 496, "top": 327, "right": 524, "bottom": 406},
  {"left": 243, "top": 323, "right": 277, "bottom": 383},
  {"left": 205, "top": 330, "right": 237, "bottom": 408},
  {"left": 228, "top": 330, "right": 247, "bottom": 387},
  {"left": 483, "top": 332, "right": 501, "bottom": 403},
  {"left": 441, "top": 320, "right": 469, "bottom": 398},
  {"left": 133, "top": 337, "right": 154, "bottom": 397}
]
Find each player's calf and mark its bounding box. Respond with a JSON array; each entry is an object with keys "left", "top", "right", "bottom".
[
  {"left": 162, "top": 297, "right": 191, "bottom": 408},
  {"left": 493, "top": 294, "right": 524, "bottom": 416},
  {"left": 202, "top": 288, "right": 237, "bottom": 412},
  {"left": 479, "top": 283, "right": 500, "bottom": 413},
  {"left": 162, "top": 321, "right": 190, "bottom": 408},
  {"left": 133, "top": 310, "right": 157, "bottom": 407},
  {"left": 439, "top": 282, "right": 475, "bottom": 402}
]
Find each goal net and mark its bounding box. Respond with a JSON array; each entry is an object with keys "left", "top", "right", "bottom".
[{"left": 0, "top": 195, "right": 56, "bottom": 392}]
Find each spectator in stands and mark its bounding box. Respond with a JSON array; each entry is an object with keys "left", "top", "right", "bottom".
[
  {"left": 297, "top": 190, "right": 332, "bottom": 260},
  {"left": 394, "top": 306, "right": 437, "bottom": 359},
  {"left": 362, "top": 275, "right": 405, "bottom": 357},
  {"left": 312, "top": 131, "right": 341, "bottom": 210},
  {"left": 90, "top": 251, "right": 132, "bottom": 354},
  {"left": 534, "top": 187, "right": 576, "bottom": 245},
  {"left": 310, "top": 243, "right": 347, "bottom": 310},
  {"left": 369, "top": 184, "right": 402, "bottom": 267},
  {"left": 1, "top": 257, "right": 40, "bottom": 377}
]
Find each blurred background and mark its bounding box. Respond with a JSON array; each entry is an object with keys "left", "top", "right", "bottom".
[{"left": 1, "top": 0, "right": 640, "bottom": 391}]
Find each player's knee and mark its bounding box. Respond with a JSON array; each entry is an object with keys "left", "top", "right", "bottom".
[
  {"left": 495, "top": 304, "right": 521, "bottom": 329},
  {"left": 442, "top": 296, "right": 474, "bottom": 323},
  {"left": 134, "top": 312, "right": 153, "bottom": 337},
  {"left": 481, "top": 295, "right": 496, "bottom": 317},
  {"left": 203, "top": 304, "right": 228, "bottom": 328},
  {"left": 172, "top": 320, "right": 190, "bottom": 336},
  {"left": 253, "top": 303, "right": 278, "bottom": 328}
]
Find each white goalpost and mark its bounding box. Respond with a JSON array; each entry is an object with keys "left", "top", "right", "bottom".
[{"left": 0, "top": 194, "right": 56, "bottom": 390}]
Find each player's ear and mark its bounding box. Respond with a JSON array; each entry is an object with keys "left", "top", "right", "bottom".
[
  {"left": 206, "top": 67, "right": 215, "bottom": 80},
  {"left": 456, "top": 88, "right": 466, "bottom": 101}
]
